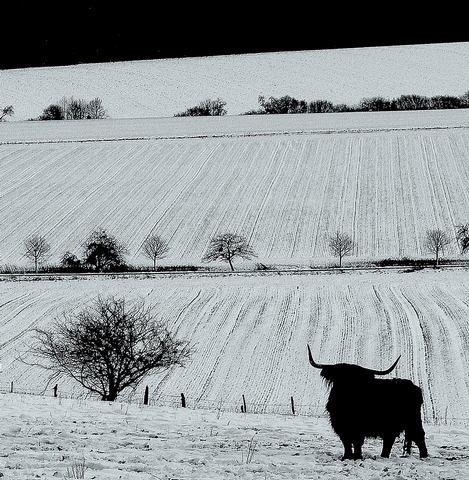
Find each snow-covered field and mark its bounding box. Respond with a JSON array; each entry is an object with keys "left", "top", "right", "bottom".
[
  {"left": 2, "top": 110, "right": 469, "bottom": 267},
  {"left": 2, "top": 269, "right": 469, "bottom": 426},
  {"left": 1, "top": 393, "right": 469, "bottom": 479},
  {"left": 3, "top": 43, "right": 469, "bottom": 478},
  {"left": 2, "top": 42, "right": 469, "bottom": 121}
]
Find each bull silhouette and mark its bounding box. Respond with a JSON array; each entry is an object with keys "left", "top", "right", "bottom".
[{"left": 308, "top": 345, "right": 428, "bottom": 460}]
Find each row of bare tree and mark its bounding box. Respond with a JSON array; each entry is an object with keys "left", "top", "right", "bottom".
[
  {"left": 327, "top": 226, "right": 469, "bottom": 268},
  {"left": 18, "top": 225, "right": 469, "bottom": 273}
]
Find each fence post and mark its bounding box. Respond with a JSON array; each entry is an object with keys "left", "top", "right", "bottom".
[
  {"left": 53, "top": 384, "right": 58, "bottom": 397},
  {"left": 242, "top": 394, "right": 247, "bottom": 413},
  {"left": 10, "top": 381, "right": 13, "bottom": 393},
  {"left": 290, "top": 396, "right": 295, "bottom": 415},
  {"left": 181, "top": 392, "right": 186, "bottom": 408},
  {"left": 144, "top": 386, "right": 149, "bottom": 405}
]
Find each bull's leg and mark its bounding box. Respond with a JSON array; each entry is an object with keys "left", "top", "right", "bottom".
[
  {"left": 406, "top": 421, "right": 428, "bottom": 458},
  {"left": 381, "top": 436, "right": 396, "bottom": 458},
  {"left": 413, "top": 429, "right": 428, "bottom": 458},
  {"left": 338, "top": 435, "right": 354, "bottom": 460}
]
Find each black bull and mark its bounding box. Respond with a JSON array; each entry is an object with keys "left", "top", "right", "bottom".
[{"left": 308, "top": 345, "right": 428, "bottom": 460}]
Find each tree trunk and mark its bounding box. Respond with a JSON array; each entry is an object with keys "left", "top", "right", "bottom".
[
  {"left": 228, "top": 257, "right": 234, "bottom": 271},
  {"left": 102, "top": 389, "right": 118, "bottom": 401}
]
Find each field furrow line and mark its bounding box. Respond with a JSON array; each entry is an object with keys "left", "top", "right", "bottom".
[
  {"left": 397, "top": 287, "right": 437, "bottom": 422},
  {"left": 246, "top": 141, "right": 289, "bottom": 250}
]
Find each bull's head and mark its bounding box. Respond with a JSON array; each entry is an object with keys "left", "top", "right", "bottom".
[{"left": 307, "top": 344, "right": 401, "bottom": 386}]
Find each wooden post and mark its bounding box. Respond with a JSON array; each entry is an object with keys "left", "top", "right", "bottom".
[
  {"left": 10, "top": 381, "right": 13, "bottom": 393},
  {"left": 290, "top": 396, "right": 295, "bottom": 415},
  {"left": 242, "top": 394, "right": 247, "bottom": 413},
  {"left": 181, "top": 392, "right": 186, "bottom": 408},
  {"left": 53, "top": 384, "right": 58, "bottom": 397},
  {"left": 143, "top": 386, "right": 149, "bottom": 405}
]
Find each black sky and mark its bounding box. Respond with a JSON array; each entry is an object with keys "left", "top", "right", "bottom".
[{"left": 3, "top": 3, "right": 468, "bottom": 69}]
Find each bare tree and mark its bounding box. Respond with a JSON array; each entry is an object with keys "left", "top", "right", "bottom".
[
  {"left": 31, "top": 296, "right": 191, "bottom": 401},
  {"left": 202, "top": 233, "right": 256, "bottom": 271},
  {"left": 0, "top": 105, "right": 14, "bottom": 121},
  {"left": 23, "top": 234, "right": 51, "bottom": 273},
  {"left": 86, "top": 97, "right": 107, "bottom": 119},
  {"left": 328, "top": 231, "right": 355, "bottom": 267},
  {"left": 66, "top": 98, "right": 88, "bottom": 120},
  {"left": 142, "top": 234, "right": 169, "bottom": 271},
  {"left": 424, "top": 229, "right": 451, "bottom": 267}
]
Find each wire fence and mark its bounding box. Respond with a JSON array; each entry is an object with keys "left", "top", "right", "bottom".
[{"left": 2, "top": 382, "right": 469, "bottom": 427}]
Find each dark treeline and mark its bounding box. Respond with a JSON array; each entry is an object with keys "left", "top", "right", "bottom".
[{"left": 244, "top": 93, "right": 469, "bottom": 115}]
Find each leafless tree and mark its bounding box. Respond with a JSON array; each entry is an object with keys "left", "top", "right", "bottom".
[
  {"left": 31, "top": 296, "right": 191, "bottom": 401},
  {"left": 86, "top": 97, "right": 107, "bottom": 119},
  {"left": 0, "top": 105, "right": 14, "bottom": 121},
  {"left": 202, "top": 233, "right": 256, "bottom": 271},
  {"left": 142, "top": 234, "right": 169, "bottom": 271},
  {"left": 424, "top": 229, "right": 451, "bottom": 267},
  {"left": 23, "top": 234, "right": 51, "bottom": 273},
  {"left": 66, "top": 98, "right": 88, "bottom": 120},
  {"left": 327, "top": 231, "right": 355, "bottom": 267}
]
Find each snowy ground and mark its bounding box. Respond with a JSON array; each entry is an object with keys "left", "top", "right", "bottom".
[
  {"left": 3, "top": 42, "right": 469, "bottom": 121},
  {"left": 1, "top": 393, "right": 469, "bottom": 480}
]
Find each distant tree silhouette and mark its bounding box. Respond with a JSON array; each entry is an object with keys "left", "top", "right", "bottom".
[
  {"left": 23, "top": 234, "right": 51, "bottom": 273},
  {"left": 83, "top": 229, "right": 127, "bottom": 272},
  {"left": 0, "top": 105, "right": 14, "bottom": 121},
  {"left": 142, "top": 234, "right": 169, "bottom": 271},
  {"left": 424, "top": 229, "right": 451, "bottom": 267},
  {"left": 175, "top": 98, "right": 227, "bottom": 116},
  {"left": 202, "top": 233, "right": 256, "bottom": 271},
  {"left": 328, "top": 231, "right": 355, "bottom": 267}
]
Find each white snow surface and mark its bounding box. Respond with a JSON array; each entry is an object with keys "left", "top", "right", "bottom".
[
  {"left": 2, "top": 110, "right": 469, "bottom": 267},
  {"left": 0, "top": 393, "right": 469, "bottom": 479},
  {"left": 1, "top": 269, "right": 469, "bottom": 479},
  {"left": 2, "top": 42, "right": 469, "bottom": 121}
]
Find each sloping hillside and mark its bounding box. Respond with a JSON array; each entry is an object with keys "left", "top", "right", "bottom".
[
  {"left": 2, "top": 42, "right": 469, "bottom": 121},
  {"left": 3, "top": 269, "right": 469, "bottom": 426},
  {"left": 1, "top": 111, "right": 469, "bottom": 268}
]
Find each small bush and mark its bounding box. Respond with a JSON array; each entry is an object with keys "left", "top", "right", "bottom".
[
  {"left": 308, "top": 99, "right": 336, "bottom": 113},
  {"left": 257, "top": 95, "right": 308, "bottom": 114},
  {"left": 358, "top": 96, "right": 392, "bottom": 111},
  {"left": 175, "top": 98, "right": 227, "bottom": 116}
]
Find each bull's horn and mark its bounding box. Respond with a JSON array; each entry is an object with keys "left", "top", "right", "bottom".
[
  {"left": 369, "top": 355, "right": 401, "bottom": 375},
  {"left": 307, "top": 344, "right": 326, "bottom": 369}
]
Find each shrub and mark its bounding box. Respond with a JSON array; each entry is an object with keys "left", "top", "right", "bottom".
[
  {"left": 175, "top": 98, "right": 227, "bottom": 116},
  {"left": 60, "top": 252, "right": 82, "bottom": 270},
  {"left": 392, "top": 94, "right": 430, "bottom": 110},
  {"left": 308, "top": 99, "right": 335, "bottom": 113},
  {"left": 82, "top": 229, "right": 128, "bottom": 272},
  {"left": 257, "top": 95, "right": 308, "bottom": 114},
  {"left": 428, "top": 95, "right": 461, "bottom": 109},
  {"left": 358, "top": 96, "right": 392, "bottom": 111},
  {"left": 38, "top": 104, "right": 64, "bottom": 120}
]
